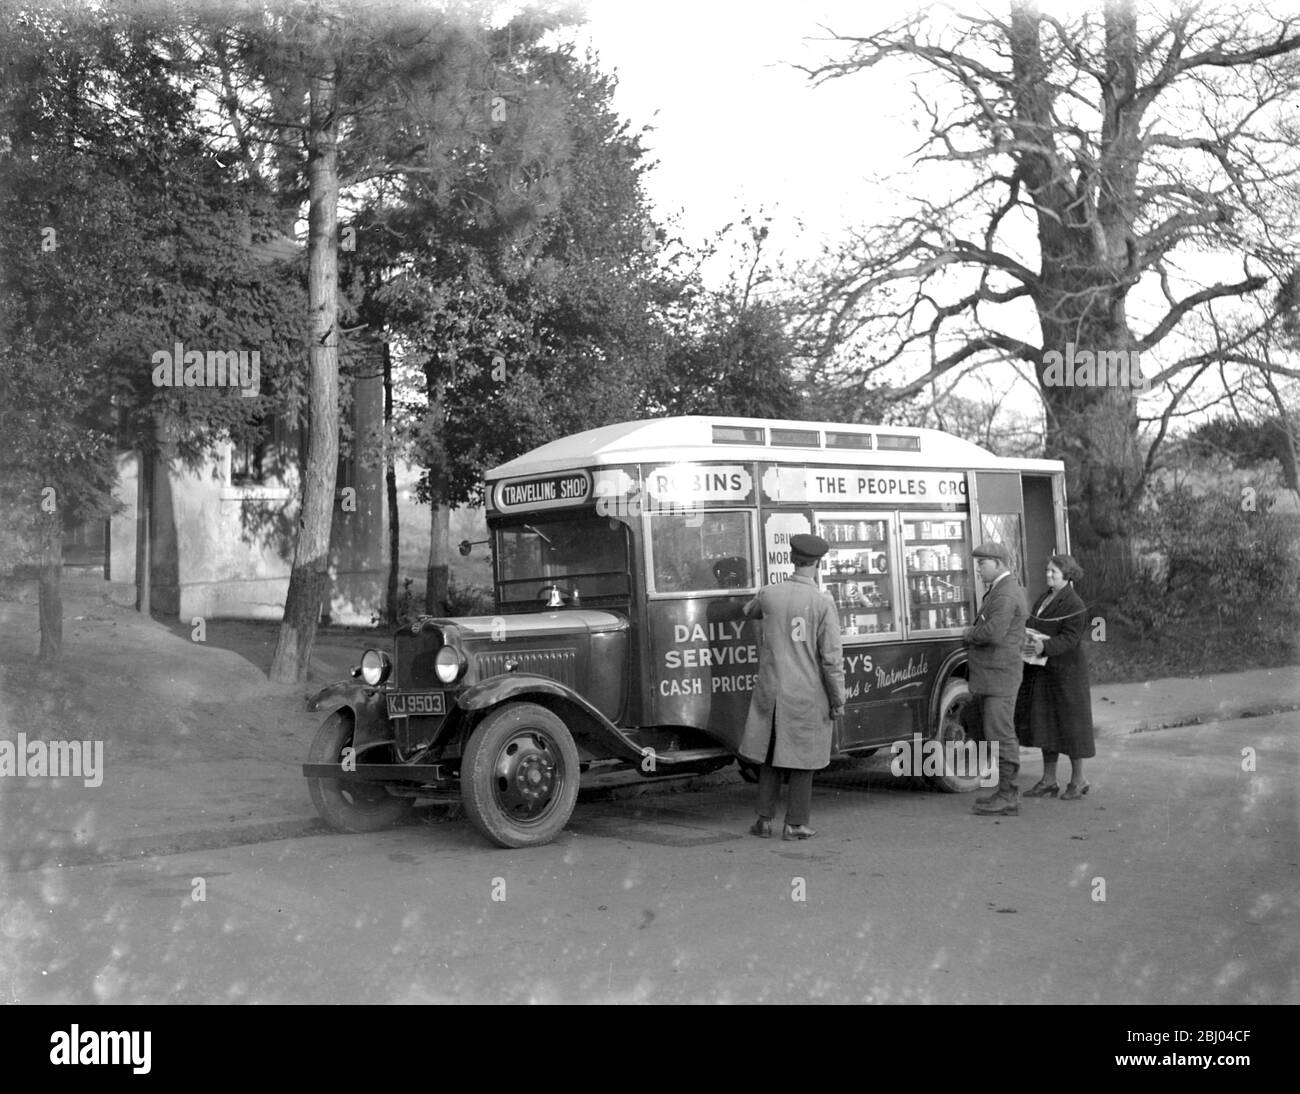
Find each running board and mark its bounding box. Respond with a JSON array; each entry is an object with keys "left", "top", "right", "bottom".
[{"left": 639, "top": 747, "right": 732, "bottom": 770}]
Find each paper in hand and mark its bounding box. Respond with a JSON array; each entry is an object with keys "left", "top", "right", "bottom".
[{"left": 1022, "top": 628, "right": 1048, "bottom": 666}]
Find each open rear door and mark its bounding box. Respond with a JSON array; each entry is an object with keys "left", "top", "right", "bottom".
[
  {"left": 1052, "top": 471, "right": 1070, "bottom": 552},
  {"left": 967, "top": 470, "right": 1027, "bottom": 595}
]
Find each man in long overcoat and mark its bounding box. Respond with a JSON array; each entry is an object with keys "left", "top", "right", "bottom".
[
  {"left": 739, "top": 533, "right": 846, "bottom": 840},
  {"left": 962, "top": 541, "right": 1027, "bottom": 816}
]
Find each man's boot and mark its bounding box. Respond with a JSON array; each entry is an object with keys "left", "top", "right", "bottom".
[
  {"left": 973, "top": 758, "right": 1019, "bottom": 816},
  {"left": 975, "top": 749, "right": 1013, "bottom": 805}
]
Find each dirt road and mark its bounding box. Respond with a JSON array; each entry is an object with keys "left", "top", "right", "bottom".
[
  {"left": 1, "top": 597, "right": 1296, "bottom": 1005},
  {"left": 3, "top": 710, "right": 1296, "bottom": 1005}
]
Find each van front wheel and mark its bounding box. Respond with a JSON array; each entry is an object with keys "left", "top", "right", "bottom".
[
  {"left": 461, "top": 703, "right": 580, "bottom": 848},
  {"left": 307, "top": 711, "right": 414, "bottom": 832}
]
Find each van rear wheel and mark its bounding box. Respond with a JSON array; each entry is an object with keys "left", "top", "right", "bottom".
[
  {"left": 461, "top": 703, "right": 580, "bottom": 848},
  {"left": 926, "top": 678, "right": 984, "bottom": 793}
]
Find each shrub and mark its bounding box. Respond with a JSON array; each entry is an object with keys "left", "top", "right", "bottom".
[
  {"left": 445, "top": 577, "right": 494, "bottom": 617},
  {"left": 1123, "top": 480, "right": 1300, "bottom": 632}
]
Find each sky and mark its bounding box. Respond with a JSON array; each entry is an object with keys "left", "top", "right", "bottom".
[
  {"left": 570, "top": 0, "right": 1182, "bottom": 260},
  {"left": 572, "top": 0, "right": 916, "bottom": 268},
  {"left": 569, "top": 0, "right": 1049, "bottom": 418},
  {"left": 567, "top": 1, "right": 1300, "bottom": 432}
]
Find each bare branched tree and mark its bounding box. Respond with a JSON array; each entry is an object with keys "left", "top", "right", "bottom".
[{"left": 799, "top": 0, "right": 1300, "bottom": 580}]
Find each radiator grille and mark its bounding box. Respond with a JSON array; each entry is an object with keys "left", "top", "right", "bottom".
[
  {"left": 393, "top": 630, "right": 441, "bottom": 687},
  {"left": 475, "top": 648, "right": 576, "bottom": 688}
]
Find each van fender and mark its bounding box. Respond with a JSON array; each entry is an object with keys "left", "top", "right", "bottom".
[
  {"left": 927, "top": 650, "right": 970, "bottom": 732},
  {"left": 305, "top": 682, "right": 392, "bottom": 753},
  {"left": 455, "top": 674, "right": 643, "bottom": 764}
]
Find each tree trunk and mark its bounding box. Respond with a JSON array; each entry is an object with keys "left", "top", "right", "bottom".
[
  {"left": 270, "top": 60, "right": 340, "bottom": 684},
  {"left": 424, "top": 484, "right": 450, "bottom": 617},
  {"left": 1038, "top": 326, "right": 1142, "bottom": 602},
  {"left": 422, "top": 359, "right": 450, "bottom": 616},
  {"left": 1038, "top": 322, "right": 1143, "bottom": 536},
  {"left": 1009, "top": 0, "right": 1145, "bottom": 599},
  {"left": 383, "top": 341, "right": 400, "bottom": 624},
  {"left": 37, "top": 511, "right": 63, "bottom": 663},
  {"left": 137, "top": 445, "right": 152, "bottom": 615}
]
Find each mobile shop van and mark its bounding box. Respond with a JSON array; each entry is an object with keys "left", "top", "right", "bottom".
[{"left": 302, "top": 416, "right": 1069, "bottom": 848}]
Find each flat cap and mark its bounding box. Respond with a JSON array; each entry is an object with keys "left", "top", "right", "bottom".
[
  {"left": 790, "top": 533, "right": 830, "bottom": 559},
  {"left": 971, "top": 541, "right": 1011, "bottom": 563}
]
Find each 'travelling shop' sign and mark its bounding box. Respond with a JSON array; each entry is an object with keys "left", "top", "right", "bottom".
[{"left": 494, "top": 471, "right": 592, "bottom": 513}]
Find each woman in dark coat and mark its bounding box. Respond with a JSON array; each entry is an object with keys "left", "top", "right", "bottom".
[{"left": 1015, "top": 554, "right": 1095, "bottom": 799}]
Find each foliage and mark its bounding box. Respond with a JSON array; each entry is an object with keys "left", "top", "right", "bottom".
[
  {"left": 1118, "top": 481, "right": 1300, "bottom": 634},
  {"left": 0, "top": 157, "right": 124, "bottom": 539},
  {"left": 0, "top": 6, "right": 306, "bottom": 599},
  {"left": 650, "top": 216, "right": 809, "bottom": 420},
  {"left": 384, "top": 575, "right": 491, "bottom": 625},
  {"left": 1, "top": 0, "right": 822, "bottom": 651},
  {"left": 1087, "top": 610, "right": 1300, "bottom": 683},
  {"left": 1186, "top": 415, "right": 1300, "bottom": 493},
  {"left": 181, "top": 0, "right": 592, "bottom": 673},
  {"left": 366, "top": 44, "right": 675, "bottom": 508},
  {"left": 444, "top": 577, "right": 494, "bottom": 618}
]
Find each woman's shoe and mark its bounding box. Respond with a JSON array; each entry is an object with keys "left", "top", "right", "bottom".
[
  {"left": 1061, "top": 781, "right": 1090, "bottom": 800},
  {"left": 1023, "top": 779, "right": 1060, "bottom": 798}
]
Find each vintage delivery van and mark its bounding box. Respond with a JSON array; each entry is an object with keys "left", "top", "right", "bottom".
[{"left": 302, "top": 415, "right": 1069, "bottom": 847}]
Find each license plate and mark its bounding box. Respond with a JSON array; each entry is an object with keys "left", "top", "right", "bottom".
[{"left": 386, "top": 692, "right": 446, "bottom": 717}]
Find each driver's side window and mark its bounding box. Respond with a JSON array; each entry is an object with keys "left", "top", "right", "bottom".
[{"left": 646, "top": 510, "right": 754, "bottom": 595}]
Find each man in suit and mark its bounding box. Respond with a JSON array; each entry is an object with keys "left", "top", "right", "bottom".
[
  {"left": 962, "top": 541, "right": 1027, "bottom": 816},
  {"left": 739, "top": 533, "right": 846, "bottom": 840}
]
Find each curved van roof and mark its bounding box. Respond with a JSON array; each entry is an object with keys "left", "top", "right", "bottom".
[{"left": 486, "top": 415, "right": 1063, "bottom": 480}]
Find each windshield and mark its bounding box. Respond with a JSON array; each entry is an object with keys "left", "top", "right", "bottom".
[{"left": 496, "top": 516, "right": 630, "bottom": 606}]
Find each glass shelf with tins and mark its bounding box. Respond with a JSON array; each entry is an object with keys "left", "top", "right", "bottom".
[
  {"left": 902, "top": 515, "right": 972, "bottom": 634},
  {"left": 815, "top": 514, "right": 899, "bottom": 640}
]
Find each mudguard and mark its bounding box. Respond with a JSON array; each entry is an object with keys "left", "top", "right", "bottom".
[
  {"left": 455, "top": 673, "right": 645, "bottom": 764},
  {"left": 305, "top": 681, "right": 392, "bottom": 754},
  {"left": 927, "top": 650, "right": 970, "bottom": 730}
]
